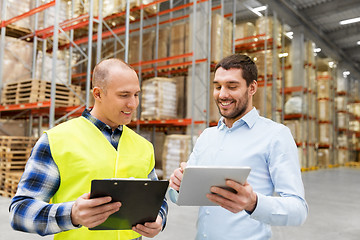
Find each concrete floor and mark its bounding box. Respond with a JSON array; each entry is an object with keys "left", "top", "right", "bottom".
[{"left": 1, "top": 167, "right": 360, "bottom": 240}]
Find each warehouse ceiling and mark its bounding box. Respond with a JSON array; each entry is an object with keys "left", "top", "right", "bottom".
[
  {"left": 256, "top": 0, "right": 360, "bottom": 78},
  {"left": 213, "top": 0, "right": 360, "bottom": 78}
]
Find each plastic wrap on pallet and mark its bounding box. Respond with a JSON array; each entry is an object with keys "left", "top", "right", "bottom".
[
  {"left": 317, "top": 148, "right": 329, "bottom": 168},
  {"left": 255, "top": 16, "right": 282, "bottom": 43},
  {"left": 1, "top": 0, "right": 31, "bottom": 29},
  {"left": 319, "top": 123, "right": 333, "bottom": 145},
  {"left": 35, "top": 51, "right": 68, "bottom": 84},
  {"left": 337, "top": 74, "right": 347, "bottom": 93},
  {"left": 162, "top": 134, "right": 191, "bottom": 180},
  {"left": 169, "top": 22, "right": 190, "bottom": 65},
  {"left": 337, "top": 133, "right": 348, "bottom": 148},
  {"left": 284, "top": 96, "right": 305, "bottom": 114},
  {"left": 211, "top": 14, "right": 232, "bottom": 63},
  {"left": 120, "top": 0, "right": 157, "bottom": 15},
  {"left": 335, "top": 96, "right": 346, "bottom": 111},
  {"left": 249, "top": 50, "right": 280, "bottom": 77},
  {"left": 141, "top": 77, "right": 177, "bottom": 120},
  {"left": 318, "top": 99, "right": 331, "bottom": 121},
  {"left": 2, "top": 37, "right": 33, "bottom": 85},
  {"left": 234, "top": 22, "right": 255, "bottom": 44},
  {"left": 317, "top": 74, "right": 331, "bottom": 99}
]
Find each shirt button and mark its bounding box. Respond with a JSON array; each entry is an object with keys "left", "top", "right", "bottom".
[
  {"left": 206, "top": 210, "right": 210, "bottom": 215},
  {"left": 203, "top": 234, "right": 207, "bottom": 238}
]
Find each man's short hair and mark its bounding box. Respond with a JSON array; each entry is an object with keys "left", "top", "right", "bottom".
[
  {"left": 92, "top": 58, "right": 135, "bottom": 92},
  {"left": 214, "top": 54, "right": 258, "bottom": 86}
]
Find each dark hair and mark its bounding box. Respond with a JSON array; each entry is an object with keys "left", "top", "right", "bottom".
[{"left": 214, "top": 54, "right": 258, "bottom": 86}]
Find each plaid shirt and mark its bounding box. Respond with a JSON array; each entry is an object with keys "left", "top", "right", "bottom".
[{"left": 9, "top": 109, "right": 168, "bottom": 238}]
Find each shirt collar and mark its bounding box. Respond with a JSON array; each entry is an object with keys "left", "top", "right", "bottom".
[
  {"left": 82, "top": 109, "right": 123, "bottom": 133},
  {"left": 217, "top": 107, "right": 259, "bottom": 130}
]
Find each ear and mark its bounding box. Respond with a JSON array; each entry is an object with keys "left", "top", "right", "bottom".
[
  {"left": 93, "top": 87, "right": 101, "bottom": 101},
  {"left": 248, "top": 80, "right": 257, "bottom": 96}
]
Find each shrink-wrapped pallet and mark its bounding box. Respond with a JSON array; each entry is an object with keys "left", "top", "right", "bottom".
[
  {"left": 255, "top": 16, "right": 282, "bottom": 43},
  {"left": 162, "top": 134, "right": 191, "bottom": 180},
  {"left": 337, "top": 112, "right": 347, "bottom": 129},
  {"left": 337, "top": 149, "right": 348, "bottom": 165},
  {"left": 319, "top": 123, "right": 333, "bottom": 145},
  {"left": 2, "top": 37, "right": 33, "bottom": 84},
  {"left": 169, "top": 22, "right": 190, "bottom": 65},
  {"left": 317, "top": 76, "right": 331, "bottom": 99},
  {"left": 1, "top": 0, "right": 31, "bottom": 29},
  {"left": 234, "top": 22, "right": 255, "bottom": 44},
  {"left": 284, "top": 120, "right": 301, "bottom": 143},
  {"left": 250, "top": 49, "right": 280, "bottom": 76},
  {"left": 35, "top": 51, "right": 68, "bottom": 84},
  {"left": 120, "top": 0, "right": 157, "bottom": 15},
  {"left": 211, "top": 14, "right": 232, "bottom": 63},
  {"left": 141, "top": 77, "right": 177, "bottom": 120},
  {"left": 337, "top": 134, "right": 348, "bottom": 148},
  {"left": 318, "top": 148, "right": 329, "bottom": 168},
  {"left": 336, "top": 74, "right": 347, "bottom": 93},
  {"left": 318, "top": 99, "right": 331, "bottom": 121},
  {"left": 335, "top": 96, "right": 346, "bottom": 111}
]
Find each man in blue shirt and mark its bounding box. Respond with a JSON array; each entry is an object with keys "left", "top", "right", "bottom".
[{"left": 170, "top": 54, "right": 308, "bottom": 240}]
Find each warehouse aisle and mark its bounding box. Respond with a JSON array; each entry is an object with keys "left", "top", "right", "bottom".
[{"left": 1, "top": 168, "right": 359, "bottom": 240}]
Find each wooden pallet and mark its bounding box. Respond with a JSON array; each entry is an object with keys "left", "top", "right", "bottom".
[
  {"left": 0, "top": 171, "right": 23, "bottom": 198},
  {"left": 1, "top": 79, "right": 82, "bottom": 107}
]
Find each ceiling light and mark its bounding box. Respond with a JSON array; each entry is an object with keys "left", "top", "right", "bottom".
[
  {"left": 339, "top": 17, "right": 360, "bottom": 25},
  {"left": 278, "top": 53, "right": 288, "bottom": 58},
  {"left": 314, "top": 48, "right": 321, "bottom": 53},
  {"left": 328, "top": 61, "right": 335, "bottom": 68},
  {"left": 357, "top": 41, "right": 360, "bottom": 45},
  {"left": 244, "top": 4, "right": 263, "bottom": 17},
  {"left": 253, "top": 6, "right": 267, "bottom": 12},
  {"left": 285, "top": 32, "right": 293, "bottom": 39},
  {"left": 343, "top": 71, "right": 350, "bottom": 77}
]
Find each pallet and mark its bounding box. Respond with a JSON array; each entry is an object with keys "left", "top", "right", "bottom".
[
  {"left": 0, "top": 171, "right": 23, "bottom": 198},
  {"left": 1, "top": 79, "right": 82, "bottom": 107}
]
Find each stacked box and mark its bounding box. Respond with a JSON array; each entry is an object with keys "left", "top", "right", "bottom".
[
  {"left": 157, "top": 26, "right": 170, "bottom": 67},
  {"left": 337, "top": 112, "right": 348, "bottom": 129},
  {"left": 305, "top": 40, "right": 316, "bottom": 65},
  {"left": 139, "top": 131, "right": 166, "bottom": 172},
  {"left": 120, "top": 0, "right": 157, "bottom": 15},
  {"left": 127, "top": 31, "right": 155, "bottom": 70},
  {"left": 141, "top": 77, "right": 177, "bottom": 120},
  {"left": 162, "top": 134, "right": 191, "bottom": 180},
  {"left": 336, "top": 74, "right": 347, "bottom": 93},
  {"left": 2, "top": 37, "right": 33, "bottom": 85},
  {"left": 0, "top": 136, "right": 37, "bottom": 198},
  {"left": 169, "top": 22, "right": 190, "bottom": 65},
  {"left": 284, "top": 120, "right": 302, "bottom": 144},
  {"left": 1, "top": 79, "right": 82, "bottom": 107},
  {"left": 211, "top": 14, "right": 232, "bottom": 63},
  {"left": 337, "top": 133, "right": 348, "bottom": 148}
]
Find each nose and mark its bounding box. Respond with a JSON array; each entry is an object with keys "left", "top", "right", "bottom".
[
  {"left": 127, "top": 96, "right": 139, "bottom": 109},
  {"left": 218, "top": 87, "right": 229, "bottom": 99}
]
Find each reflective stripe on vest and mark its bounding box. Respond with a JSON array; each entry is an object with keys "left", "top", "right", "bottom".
[{"left": 47, "top": 117, "right": 155, "bottom": 240}]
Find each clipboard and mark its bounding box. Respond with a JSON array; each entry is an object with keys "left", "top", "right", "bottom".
[
  {"left": 89, "top": 179, "right": 169, "bottom": 230},
  {"left": 176, "top": 166, "right": 251, "bottom": 206}
]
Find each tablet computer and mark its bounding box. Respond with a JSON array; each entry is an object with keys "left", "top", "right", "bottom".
[
  {"left": 176, "top": 166, "right": 251, "bottom": 206},
  {"left": 89, "top": 179, "right": 169, "bottom": 230}
]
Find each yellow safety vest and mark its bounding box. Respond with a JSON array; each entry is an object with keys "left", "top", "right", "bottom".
[{"left": 46, "top": 116, "right": 155, "bottom": 240}]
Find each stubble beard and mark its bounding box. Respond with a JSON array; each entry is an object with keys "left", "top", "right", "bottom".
[{"left": 217, "top": 94, "right": 249, "bottom": 122}]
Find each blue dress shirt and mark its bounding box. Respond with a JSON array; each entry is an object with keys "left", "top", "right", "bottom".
[
  {"left": 171, "top": 107, "right": 308, "bottom": 240},
  {"left": 9, "top": 109, "right": 167, "bottom": 238}
]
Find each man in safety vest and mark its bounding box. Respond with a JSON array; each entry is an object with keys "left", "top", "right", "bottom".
[{"left": 9, "top": 58, "right": 168, "bottom": 240}]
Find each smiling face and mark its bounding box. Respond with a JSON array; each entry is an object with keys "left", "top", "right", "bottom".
[
  {"left": 213, "top": 67, "right": 257, "bottom": 128},
  {"left": 92, "top": 63, "right": 140, "bottom": 129}
]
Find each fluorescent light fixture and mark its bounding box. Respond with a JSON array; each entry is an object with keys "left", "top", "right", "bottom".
[
  {"left": 253, "top": 6, "right": 267, "bottom": 12},
  {"left": 285, "top": 31, "right": 293, "bottom": 39},
  {"left": 314, "top": 48, "right": 321, "bottom": 53},
  {"left": 244, "top": 4, "right": 263, "bottom": 17},
  {"left": 357, "top": 40, "right": 360, "bottom": 45},
  {"left": 328, "top": 61, "right": 335, "bottom": 68},
  {"left": 278, "top": 53, "right": 289, "bottom": 58},
  {"left": 339, "top": 17, "right": 360, "bottom": 25},
  {"left": 343, "top": 71, "right": 350, "bottom": 77}
]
